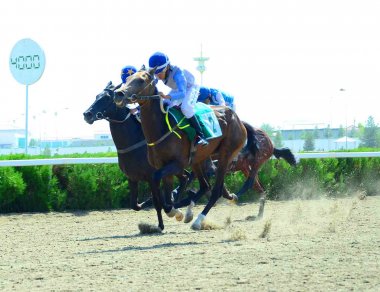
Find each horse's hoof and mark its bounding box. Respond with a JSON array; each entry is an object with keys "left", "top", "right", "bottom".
[
  {"left": 184, "top": 212, "right": 193, "bottom": 224},
  {"left": 191, "top": 214, "right": 205, "bottom": 230},
  {"left": 166, "top": 207, "right": 177, "bottom": 218},
  {"left": 175, "top": 209, "right": 184, "bottom": 222},
  {"left": 191, "top": 221, "right": 201, "bottom": 230},
  {"left": 230, "top": 193, "right": 238, "bottom": 203}
]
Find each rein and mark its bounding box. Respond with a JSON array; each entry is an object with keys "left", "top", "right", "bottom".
[
  {"left": 97, "top": 112, "right": 131, "bottom": 123},
  {"left": 96, "top": 111, "right": 147, "bottom": 154},
  {"left": 146, "top": 112, "right": 189, "bottom": 147}
]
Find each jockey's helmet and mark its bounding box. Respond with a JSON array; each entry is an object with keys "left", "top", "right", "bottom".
[
  {"left": 121, "top": 65, "right": 137, "bottom": 83},
  {"left": 149, "top": 52, "right": 170, "bottom": 74},
  {"left": 198, "top": 87, "right": 211, "bottom": 101}
]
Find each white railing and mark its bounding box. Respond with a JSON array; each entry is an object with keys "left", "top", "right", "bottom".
[{"left": 1, "top": 152, "right": 380, "bottom": 167}]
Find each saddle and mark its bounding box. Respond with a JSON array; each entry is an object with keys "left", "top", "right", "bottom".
[{"left": 168, "top": 102, "right": 222, "bottom": 142}]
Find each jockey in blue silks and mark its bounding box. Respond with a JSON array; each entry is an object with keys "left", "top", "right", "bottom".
[
  {"left": 148, "top": 52, "right": 208, "bottom": 146},
  {"left": 198, "top": 86, "right": 236, "bottom": 111},
  {"left": 121, "top": 65, "right": 140, "bottom": 117}
]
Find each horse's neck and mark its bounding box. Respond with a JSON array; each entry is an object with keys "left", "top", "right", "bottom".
[
  {"left": 140, "top": 100, "right": 167, "bottom": 141},
  {"left": 109, "top": 116, "right": 144, "bottom": 148}
]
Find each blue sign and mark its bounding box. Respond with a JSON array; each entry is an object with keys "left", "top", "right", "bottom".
[{"left": 9, "top": 38, "right": 46, "bottom": 85}]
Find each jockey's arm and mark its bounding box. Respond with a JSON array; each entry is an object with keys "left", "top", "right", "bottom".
[{"left": 168, "top": 70, "right": 187, "bottom": 100}]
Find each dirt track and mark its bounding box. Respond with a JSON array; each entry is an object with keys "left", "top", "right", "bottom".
[{"left": 1, "top": 195, "right": 379, "bottom": 291}]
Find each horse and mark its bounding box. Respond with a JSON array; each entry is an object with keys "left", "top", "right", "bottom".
[
  {"left": 182, "top": 121, "right": 297, "bottom": 221},
  {"left": 227, "top": 122, "right": 297, "bottom": 219},
  {"left": 113, "top": 68, "right": 248, "bottom": 230},
  {"left": 83, "top": 81, "right": 190, "bottom": 230}
]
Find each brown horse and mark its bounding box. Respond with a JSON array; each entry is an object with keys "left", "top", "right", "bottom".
[
  {"left": 227, "top": 122, "right": 297, "bottom": 219},
  {"left": 114, "top": 68, "right": 247, "bottom": 230},
  {"left": 184, "top": 121, "right": 297, "bottom": 221}
]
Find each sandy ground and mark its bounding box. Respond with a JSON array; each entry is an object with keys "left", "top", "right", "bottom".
[{"left": 1, "top": 195, "right": 379, "bottom": 292}]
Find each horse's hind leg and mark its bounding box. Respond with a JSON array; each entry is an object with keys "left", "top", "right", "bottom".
[
  {"left": 245, "top": 175, "right": 266, "bottom": 221},
  {"left": 222, "top": 184, "right": 238, "bottom": 202},
  {"left": 191, "top": 158, "right": 229, "bottom": 230},
  {"left": 172, "top": 169, "right": 193, "bottom": 202},
  {"left": 174, "top": 163, "right": 211, "bottom": 223},
  {"left": 255, "top": 178, "right": 266, "bottom": 220},
  {"left": 236, "top": 165, "right": 258, "bottom": 198}
]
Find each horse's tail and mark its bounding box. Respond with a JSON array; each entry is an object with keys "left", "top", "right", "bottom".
[
  {"left": 242, "top": 121, "right": 258, "bottom": 157},
  {"left": 273, "top": 147, "right": 297, "bottom": 166}
]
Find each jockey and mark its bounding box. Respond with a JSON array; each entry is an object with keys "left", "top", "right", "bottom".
[
  {"left": 121, "top": 65, "right": 140, "bottom": 117},
  {"left": 148, "top": 51, "right": 208, "bottom": 146},
  {"left": 198, "top": 86, "right": 236, "bottom": 111}
]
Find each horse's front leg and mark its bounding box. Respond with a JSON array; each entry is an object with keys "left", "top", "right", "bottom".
[
  {"left": 153, "top": 161, "right": 185, "bottom": 221},
  {"left": 129, "top": 180, "right": 152, "bottom": 211},
  {"left": 149, "top": 181, "right": 164, "bottom": 230}
]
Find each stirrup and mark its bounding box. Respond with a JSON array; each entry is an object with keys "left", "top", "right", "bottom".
[{"left": 196, "top": 136, "right": 209, "bottom": 146}]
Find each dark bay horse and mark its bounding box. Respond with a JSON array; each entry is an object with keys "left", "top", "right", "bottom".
[
  {"left": 114, "top": 68, "right": 247, "bottom": 230},
  {"left": 83, "top": 81, "right": 190, "bottom": 230}
]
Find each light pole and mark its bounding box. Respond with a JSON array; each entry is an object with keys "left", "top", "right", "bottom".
[
  {"left": 193, "top": 44, "right": 209, "bottom": 86},
  {"left": 339, "top": 88, "right": 348, "bottom": 150}
]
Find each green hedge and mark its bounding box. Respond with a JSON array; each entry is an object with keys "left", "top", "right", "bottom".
[{"left": 1, "top": 153, "right": 379, "bottom": 213}]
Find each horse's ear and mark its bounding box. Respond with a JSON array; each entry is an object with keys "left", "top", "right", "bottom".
[
  {"left": 140, "top": 64, "right": 146, "bottom": 71},
  {"left": 148, "top": 66, "right": 157, "bottom": 76},
  {"left": 106, "top": 81, "right": 112, "bottom": 88}
]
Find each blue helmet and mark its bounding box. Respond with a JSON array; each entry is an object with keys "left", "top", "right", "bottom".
[
  {"left": 148, "top": 52, "right": 170, "bottom": 74},
  {"left": 198, "top": 86, "right": 211, "bottom": 102},
  {"left": 121, "top": 65, "right": 137, "bottom": 83}
]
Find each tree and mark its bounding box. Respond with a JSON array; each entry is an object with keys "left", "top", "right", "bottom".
[
  {"left": 313, "top": 126, "right": 319, "bottom": 139},
  {"left": 29, "top": 138, "right": 38, "bottom": 147},
  {"left": 361, "top": 116, "right": 379, "bottom": 148},
  {"left": 260, "top": 123, "right": 275, "bottom": 138},
  {"left": 324, "top": 124, "right": 332, "bottom": 139},
  {"left": 273, "top": 131, "right": 284, "bottom": 148},
  {"left": 338, "top": 125, "right": 345, "bottom": 137},
  {"left": 303, "top": 131, "right": 315, "bottom": 151}
]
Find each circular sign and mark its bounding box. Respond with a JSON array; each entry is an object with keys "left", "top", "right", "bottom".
[{"left": 9, "top": 38, "right": 46, "bottom": 85}]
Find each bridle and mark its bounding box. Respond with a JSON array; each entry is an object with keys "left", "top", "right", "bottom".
[
  {"left": 94, "top": 88, "right": 146, "bottom": 154},
  {"left": 96, "top": 111, "right": 131, "bottom": 124},
  {"left": 122, "top": 72, "right": 161, "bottom": 102}
]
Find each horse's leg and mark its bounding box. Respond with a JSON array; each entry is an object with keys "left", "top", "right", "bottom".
[
  {"left": 153, "top": 161, "right": 184, "bottom": 219},
  {"left": 253, "top": 176, "right": 266, "bottom": 220},
  {"left": 236, "top": 163, "right": 259, "bottom": 198},
  {"left": 128, "top": 180, "right": 141, "bottom": 211},
  {"left": 172, "top": 169, "right": 192, "bottom": 202},
  {"left": 149, "top": 181, "right": 164, "bottom": 230},
  {"left": 163, "top": 175, "right": 183, "bottom": 222},
  {"left": 181, "top": 163, "right": 211, "bottom": 223},
  {"left": 129, "top": 180, "right": 153, "bottom": 211},
  {"left": 221, "top": 184, "right": 238, "bottom": 202},
  {"left": 191, "top": 158, "right": 229, "bottom": 230}
]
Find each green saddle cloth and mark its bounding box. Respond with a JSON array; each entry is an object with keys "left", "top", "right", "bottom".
[{"left": 168, "top": 102, "right": 223, "bottom": 142}]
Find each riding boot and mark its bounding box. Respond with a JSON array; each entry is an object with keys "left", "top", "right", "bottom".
[{"left": 189, "top": 116, "right": 209, "bottom": 146}]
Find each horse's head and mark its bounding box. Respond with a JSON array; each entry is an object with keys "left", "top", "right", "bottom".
[
  {"left": 113, "top": 66, "right": 157, "bottom": 108},
  {"left": 83, "top": 81, "right": 128, "bottom": 124}
]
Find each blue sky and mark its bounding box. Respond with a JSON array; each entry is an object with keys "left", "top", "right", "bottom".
[{"left": 1, "top": 0, "right": 379, "bottom": 139}]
